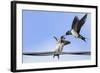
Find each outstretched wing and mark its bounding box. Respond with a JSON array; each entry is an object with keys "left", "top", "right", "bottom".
[
  {"left": 23, "top": 51, "right": 91, "bottom": 56},
  {"left": 71, "top": 16, "right": 79, "bottom": 32},
  {"left": 53, "top": 36, "right": 58, "bottom": 41},
  {"left": 77, "top": 14, "right": 87, "bottom": 33},
  {"left": 64, "top": 40, "right": 71, "bottom": 45}
]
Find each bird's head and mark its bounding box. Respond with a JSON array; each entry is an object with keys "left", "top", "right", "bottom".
[
  {"left": 61, "top": 36, "right": 65, "bottom": 40},
  {"left": 66, "top": 30, "right": 71, "bottom": 35}
]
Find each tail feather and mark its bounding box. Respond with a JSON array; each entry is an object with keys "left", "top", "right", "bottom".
[
  {"left": 53, "top": 54, "right": 60, "bottom": 60},
  {"left": 79, "top": 35, "right": 86, "bottom": 42},
  {"left": 81, "top": 36, "right": 86, "bottom": 42},
  {"left": 53, "top": 54, "right": 55, "bottom": 58}
]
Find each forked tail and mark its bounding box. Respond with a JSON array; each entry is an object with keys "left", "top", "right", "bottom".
[{"left": 53, "top": 54, "right": 60, "bottom": 60}]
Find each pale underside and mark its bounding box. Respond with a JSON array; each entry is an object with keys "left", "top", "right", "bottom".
[
  {"left": 55, "top": 42, "right": 64, "bottom": 54},
  {"left": 71, "top": 29, "right": 79, "bottom": 37}
]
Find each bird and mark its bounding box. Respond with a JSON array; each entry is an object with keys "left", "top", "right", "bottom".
[
  {"left": 66, "top": 14, "right": 87, "bottom": 42},
  {"left": 53, "top": 36, "right": 70, "bottom": 59}
]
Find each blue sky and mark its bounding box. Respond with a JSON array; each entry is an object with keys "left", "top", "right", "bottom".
[{"left": 22, "top": 10, "right": 91, "bottom": 63}]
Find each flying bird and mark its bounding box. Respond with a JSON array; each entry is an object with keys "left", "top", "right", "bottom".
[
  {"left": 66, "top": 14, "right": 87, "bottom": 42},
  {"left": 53, "top": 36, "right": 70, "bottom": 59}
]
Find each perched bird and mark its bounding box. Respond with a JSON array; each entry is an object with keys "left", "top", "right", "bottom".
[
  {"left": 66, "top": 14, "right": 87, "bottom": 42},
  {"left": 53, "top": 36, "right": 70, "bottom": 59}
]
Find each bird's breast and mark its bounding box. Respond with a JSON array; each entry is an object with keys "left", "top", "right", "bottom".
[
  {"left": 71, "top": 29, "right": 78, "bottom": 37},
  {"left": 55, "top": 43, "right": 64, "bottom": 54}
]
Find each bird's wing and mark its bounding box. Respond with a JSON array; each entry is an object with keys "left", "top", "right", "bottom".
[
  {"left": 64, "top": 40, "right": 71, "bottom": 45},
  {"left": 71, "top": 16, "right": 79, "bottom": 32},
  {"left": 53, "top": 36, "right": 58, "bottom": 41},
  {"left": 77, "top": 14, "right": 87, "bottom": 33},
  {"left": 23, "top": 51, "right": 90, "bottom": 56}
]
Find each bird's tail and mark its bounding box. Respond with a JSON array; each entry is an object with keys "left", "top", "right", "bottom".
[
  {"left": 53, "top": 54, "right": 55, "bottom": 58},
  {"left": 79, "top": 35, "right": 86, "bottom": 42},
  {"left": 53, "top": 54, "right": 59, "bottom": 60}
]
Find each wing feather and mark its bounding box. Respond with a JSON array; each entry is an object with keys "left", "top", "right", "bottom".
[
  {"left": 71, "top": 16, "right": 79, "bottom": 32},
  {"left": 64, "top": 40, "right": 71, "bottom": 45},
  {"left": 77, "top": 14, "right": 87, "bottom": 33}
]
